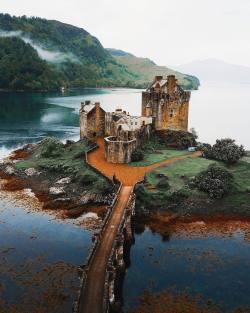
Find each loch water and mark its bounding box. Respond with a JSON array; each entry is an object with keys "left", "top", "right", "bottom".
[
  {"left": 123, "top": 223, "right": 250, "bottom": 312},
  {"left": 0, "top": 83, "right": 250, "bottom": 311}
]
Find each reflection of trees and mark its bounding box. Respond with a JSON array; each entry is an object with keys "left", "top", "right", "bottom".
[
  {"left": 244, "top": 230, "right": 250, "bottom": 243},
  {"left": 161, "top": 230, "right": 172, "bottom": 242},
  {"left": 0, "top": 93, "right": 78, "bottom": 125}
]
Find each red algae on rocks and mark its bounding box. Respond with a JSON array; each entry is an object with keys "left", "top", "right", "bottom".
[{"left": 131, "top": 288, "right": 250, "bottom": 313}]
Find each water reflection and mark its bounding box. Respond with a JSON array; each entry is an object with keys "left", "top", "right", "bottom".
[
  {"left": 123, "top": 222, "right": 250, "bottom": 312},
  {"left": 0, "top": 92, "right": 79, "bottom": 156}
]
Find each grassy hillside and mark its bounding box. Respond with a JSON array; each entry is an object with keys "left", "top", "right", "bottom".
[
  {"left": 107, "top": 48, "right": 200, "bottom": 90},
  {"left": 0, "top": 14, "right": 199, "bottom": 91}
]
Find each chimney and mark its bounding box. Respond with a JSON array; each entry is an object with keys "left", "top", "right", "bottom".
[
  {"left": 167, "top": 75, "right": 177, "bottom": 94},
  {"left": 95, "top": 102, "right": 100, "bottom": 108},
  {"left": 155, "top": 75, "right": 163, "bottom": 81}
]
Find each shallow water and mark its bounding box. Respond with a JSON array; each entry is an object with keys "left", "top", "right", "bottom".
[
  {"left": 0, "top": 192, "right": 92, "bottom": 312},
  {"left": 123, "top": 223, "right": 250, "bottom": 312}
]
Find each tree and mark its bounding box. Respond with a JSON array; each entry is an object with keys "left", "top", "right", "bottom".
[
  {"left": 201, "top": 138, "right": 246, "bottom": 164},
  {"left": 131, "top": 149, "right": 144, "bottom": 162},
  {"left": 190, "top": 164, "right": 234, "bottom": 199}
]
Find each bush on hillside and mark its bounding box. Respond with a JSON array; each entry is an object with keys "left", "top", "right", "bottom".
[
  {"left": 94, "top": 179, "right": 112, "bottom": 194},
  {"left": 157, "top": 130, "right": 197, "bottom": 150},
  {"left": 131, "top": 149, "right": 144, "bottom": 162},
  {"left": 190, "top": 164, "right": 234, "bottom": 199},
  {"left": 168, "top": 187, "right": 191, "bottom": 203},
  {"left": 200, "top": 138, "right": 246, "bottom": 164},
  {"left": 156, "top": 176, "right": 170, "bottom": 190},
  {"left": 40, "top": 137, "right": 64, "bottom": 158}
]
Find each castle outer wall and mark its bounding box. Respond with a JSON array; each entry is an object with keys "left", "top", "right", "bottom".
[{"left": 104, "top": 137, "right": 137, "bottom": 164}]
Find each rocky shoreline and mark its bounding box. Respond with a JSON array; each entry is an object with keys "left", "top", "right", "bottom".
[{"left": 0, "top": 142, "right": 117, "bottom": 223}]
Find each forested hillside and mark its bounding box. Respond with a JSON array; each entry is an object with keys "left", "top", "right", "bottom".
[{"left": 0, "top": 14, "right": 199, "bottom": 91}]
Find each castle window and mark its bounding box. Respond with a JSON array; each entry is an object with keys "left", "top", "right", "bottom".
[{"left": 169, "top": 109, "right": 175, "bottom": 118}]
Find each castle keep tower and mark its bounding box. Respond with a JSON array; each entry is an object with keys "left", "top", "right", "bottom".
[{"left": 141, "top": 75, "right": 190, "bottom": 131}]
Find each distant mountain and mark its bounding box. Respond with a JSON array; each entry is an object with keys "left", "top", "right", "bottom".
[
  {"left": 107, "top": 48, "right": 200, "bottom": 90},
  {"left": 174, "top": 58, "right": 250, "bottom": 83},
  {"left": 0, "top": 13, "right": 199, "bottom": 91}
]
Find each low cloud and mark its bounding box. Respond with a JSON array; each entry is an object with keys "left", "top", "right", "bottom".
[{"left": 0, "top": 29, "right": 78, "bottom": 63}]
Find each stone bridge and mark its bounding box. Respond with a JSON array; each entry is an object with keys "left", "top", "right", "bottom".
[
  {"left": 76, "top": 185, "right": 135, "bottom": 313},
  {"left": 75, "top": 138, "right": 200, "bottom": 313}
]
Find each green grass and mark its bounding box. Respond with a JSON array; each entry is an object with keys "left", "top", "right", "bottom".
[
  {"left": 130, "top": 149, "right": 190, "bottom": 167},
  {"left": 147, "top": 156, "right": 217, "bottom": 189},
  {"left": 15, "top": 138, "right": 112, "bottom": 194},
  {"left": 144, "top": 155, "right": 250, "bottom": 207}
]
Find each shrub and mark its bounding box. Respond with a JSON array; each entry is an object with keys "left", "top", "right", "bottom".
[
  {"left": 157, "top": 130, "right": 197, "bottom": 149},
  {"left": 131, "top": 149, "right": 144, "bottom": 162},
  {"left": 77, "top": 172, "right": 97, "bottom": 186},
  {"left": 94, "top": 179, "right": 111, "bottom": 194},
  {"left": 156, "top": 177, "right": 170, "bottom": 190},
  {"left": 168, "top": 187, "right": 191, "bottom": 203},
  {"left": 201, "top": 139, "right": 246, "bottom": 164},
  {"left": 190, "top": 164, "right": 234, "bottom": 199},
  {"left": 40, "top": 137, "right": 64, "bottom": 158}
]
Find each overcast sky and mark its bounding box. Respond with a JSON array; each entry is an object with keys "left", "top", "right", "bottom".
[{"left": 1, "top": 0, "right": 250, "bottom": 67}]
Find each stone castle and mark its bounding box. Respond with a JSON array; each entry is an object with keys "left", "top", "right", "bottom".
[{"left": 80, "top": 75, "right": 190, "bottom": 163}]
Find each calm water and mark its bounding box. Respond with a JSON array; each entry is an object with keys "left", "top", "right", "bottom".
[
  {"left": 123, "top": 225, "right": 250, "bottom": 312},
  {"left": 0, "top": 193, "right": 93, "bottom": 312}
]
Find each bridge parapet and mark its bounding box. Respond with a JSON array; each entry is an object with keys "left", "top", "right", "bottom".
[{"left": 104, "top": 193, "right": 136, "bottom": 312}]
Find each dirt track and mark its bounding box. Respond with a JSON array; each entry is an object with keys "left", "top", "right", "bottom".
[{"left": 88, "top": 138, "right": 201, "bottom": 186}]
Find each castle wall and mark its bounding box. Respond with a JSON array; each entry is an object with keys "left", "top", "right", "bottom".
[
  {"left": 104, "top": 125, "right": 152, "bottom": 164},
  {"left": 80, "top": 112, "right": 88, "bottom": 139},
  {"left": 80, "top": 103, "right": 105, "bottom": 140},
  {"left": 141, "top": 76, "right": 190, "bottom": 132},
  {"left": 104, "top": 137, "right": 137, "bottom": 163}
]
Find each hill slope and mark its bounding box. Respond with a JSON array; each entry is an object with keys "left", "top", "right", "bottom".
[
  {"left": 0, "top": 36, "right": 63, "bottom": 90},
  {"left": 0, "top": 14, "right": 137, "bottom": 90},
  {"left": 107, "top": 48, "right": 200, "bottom": 90},
  {"left": 0, "top": 14, "right": 199, "bottom": 91}
]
